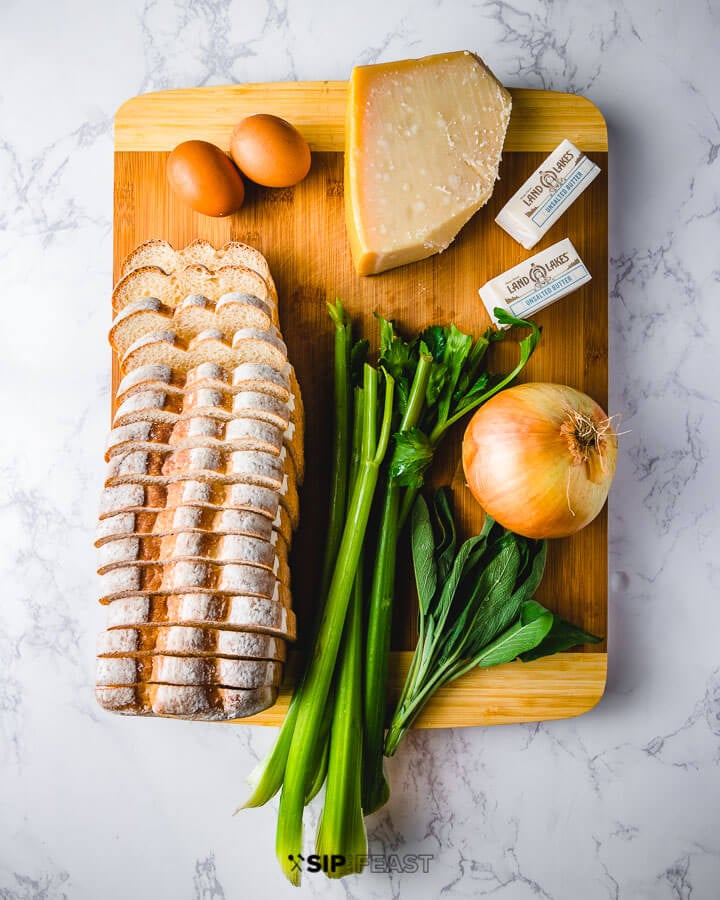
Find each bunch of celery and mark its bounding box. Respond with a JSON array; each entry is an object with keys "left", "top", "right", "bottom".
[
  {"left": 239, "top": 303, "right": 541, "bottom": 884},
  {"left": 240, "top": 302, "right": 393, "bottom": 884}
]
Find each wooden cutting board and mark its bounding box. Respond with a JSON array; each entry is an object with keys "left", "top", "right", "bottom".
[{"left": 113, "top": 82, "right": 608, "bottom": 727}]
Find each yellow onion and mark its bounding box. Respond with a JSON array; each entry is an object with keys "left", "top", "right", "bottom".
[{"left": 462, "top": 383, "right": 617, "bottom": 539}]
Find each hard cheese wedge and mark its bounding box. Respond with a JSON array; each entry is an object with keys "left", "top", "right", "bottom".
[{"left": 345, "top": 51, "right": 512, "bottom": 276}]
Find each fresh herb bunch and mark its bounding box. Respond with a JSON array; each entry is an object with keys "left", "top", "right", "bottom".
[
  {"left": 384, "top": 490, "right": 602, "bottom": 755},
  {"left": 362, "top": 308, "right": 542, "bottom": 813}
]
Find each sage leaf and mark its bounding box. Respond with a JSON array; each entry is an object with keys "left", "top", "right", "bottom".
[
  {"left": 411, "top": 494, "right": 437, "bottom": 616},
  {"left": 432, "top": 489, "right": 457, "bottom": 584},
  {"left": 474, "top": 609, "right": 554, "bottom": 668},
  {"left": 430, "top": 531, "right": 489, "bottom": 637},
  {"left": 520, "top": 614, "right": 602, "bottom": 662}
]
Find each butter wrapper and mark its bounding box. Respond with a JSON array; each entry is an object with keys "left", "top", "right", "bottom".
[
  {"left": 495, "top": 139, "right": 600, "bottom": 249},
  {"left": 479, "top": 238, "right": 591, "bottom": 327}
]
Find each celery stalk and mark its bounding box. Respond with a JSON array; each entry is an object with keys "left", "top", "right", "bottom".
[
  {"left": 239, "top": 302, "right": 353, "bottom": 812},
  {"left": 276, "top": 365, "right": 394, "bottom": 885},
  {"left": 315, "top": 381, "right": 368, "bottom": 871},
  {"left": 315, "top": 560, "right": 366, "bottom": 875},
  {"left": 362, "top": 350, "right": 433, "bottom": 814},
  {"left": 320, "top": 300, "right": 352, "bottom": 599}
]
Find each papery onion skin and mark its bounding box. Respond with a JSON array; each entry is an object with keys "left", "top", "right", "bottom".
[{"left": 461, "top": 383, "right": 617, "bottom": 539}]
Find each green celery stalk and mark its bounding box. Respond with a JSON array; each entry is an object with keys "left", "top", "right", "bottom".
[
  {"left": 320, "top": 300, "right": 353, "bottom": 598},
  {"left": 362, "top": 349, "right": 433, "bottom": 815},
  {"left": 239, "top": 301, "right": 353, "bottom": 811},
  {"left": 304, "top": 712, "right": 331, "bottom": 804},
  {"left": 314, "top": 375, "right": 368, "bottom": 850},
  {"left": 315, "top": 558, "right": 366, "bottom": 875},
  {"left": 276, "top": 365, "right": 394, "bottom": 885}
]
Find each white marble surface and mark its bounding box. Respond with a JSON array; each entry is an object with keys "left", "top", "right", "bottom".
[{"left": 1, "top": 0, "right": 719, "bottom": 896}]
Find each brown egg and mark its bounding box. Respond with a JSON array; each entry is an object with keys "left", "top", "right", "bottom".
[
  {"left": 230, "top": 114, "right": 311, "bottom": 188},
  {"left": 166, "top": 140, "right": 245, "bottom": 217}
]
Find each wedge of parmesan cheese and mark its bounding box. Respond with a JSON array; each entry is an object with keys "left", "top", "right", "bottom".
[{"left": 345, "top": 51, "right": 512, "bottom": 276}]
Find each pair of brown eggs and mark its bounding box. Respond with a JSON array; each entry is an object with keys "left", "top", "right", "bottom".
[{"left": 167, "top": 114, "right": 312, "bottom": 217}]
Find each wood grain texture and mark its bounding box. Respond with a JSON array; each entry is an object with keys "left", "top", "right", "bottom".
[
  {"left": 235, "top": 651, "right": 608, "bottom": 727},
  {"left": 115, "top": 84, "right": 608, "bottom": 152},
  {"left": 112, "top": 84, "right": 608, "bottom": 728}
]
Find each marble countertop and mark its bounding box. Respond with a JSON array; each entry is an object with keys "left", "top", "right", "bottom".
[{"left": 1, "top": 0, "right": 718, "bottom": 897}]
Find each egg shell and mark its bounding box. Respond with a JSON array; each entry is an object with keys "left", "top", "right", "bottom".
[
  {"left": 166, "top": 140, "right": 245, "bottom": 217},
  {"left": 230, "top": 115, "right": 311, "bottom": 188}
]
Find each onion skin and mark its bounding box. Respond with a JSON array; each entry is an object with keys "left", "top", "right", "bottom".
[{"left": 461, "top": 383, "right": 617, "bottom": 539}]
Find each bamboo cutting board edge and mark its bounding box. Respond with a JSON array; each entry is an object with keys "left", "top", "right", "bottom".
[
  {"left": 232, "top": 651, "right": 607, "bottom": 727},
  {"left": 111, "top": 81, "right": 609, "bottom": 729},
  {"left": 114, "top": 84, "right": 608, "bottom": 152}
]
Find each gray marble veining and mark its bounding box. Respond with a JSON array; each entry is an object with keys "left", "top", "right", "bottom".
[{"left": 1, "top": 0, "right": 719, "bottom": 897}]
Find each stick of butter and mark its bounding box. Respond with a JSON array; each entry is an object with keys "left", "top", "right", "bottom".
[
  {"left": 495, "top": 140, "right": 600, "bottom": 249},
  {"left": 479, "top": 238, "right": 591, "bottom": 327}
]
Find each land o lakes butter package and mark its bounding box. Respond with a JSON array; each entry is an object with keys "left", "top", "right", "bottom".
[
  {"left": 495, "top": 139, "right": 600, "bottom": 249},
  {"left": 478, "top": 238, "right": 591, "bottom": 327}
]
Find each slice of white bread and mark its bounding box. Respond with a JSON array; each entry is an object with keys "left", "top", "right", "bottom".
[
  {"left": 103, "top": 449, "right": 289, "bottom": 498},
  {"left": 95, "top": 683, "right": 278, "bottom": 718},
  {"left": 105, "top": 594, "right": 296, "bottom": 639},
  {"left": 98, "top": 561, "right": 291, "bottom": 606},
  {"left": 95, "top": 505, "right": 290, "bottom": 546},
  {"left": 116, "top": 362, "right": 292, "bottom": 404},
  {"left": 97, "top": 532, "right": 279, "bottom": 574},
  {"left": 112, "top": 264, "right": 277, "bottom": 323},
  {"left": 97, "top": 625, "right": 287, "bottom": 661},
  {"left": 110, "top": 392, "right": 303, "bottom": 482},
  {"left": 113, "top": 387, "right": 291, "bottom": 432},
  {"left": 97, "top": 482, "right": 278, "bottom": 521},
  {"left": 97, "top": 481, "right": 299, "bottom": 533},
  {"left": 97, "top": 532, "right": 291, "bottom": 589},
  {"left": 103, "top": 524, "right": 289, "bottom": 564},
  {"left": 95, "top": 504, "right": 293, "bottom": 553},
  {"left": 119, "top": 240, "right": 276, "bottom": 296},
  {"left": 96, "top": 655, "right": 283, "bottom": 689},
  {"left": 99, "top": 454, "right": 300, "bottom": 530},
  {"left": 106, "top": 420, "right": 285, "bottom": 461},
  {"left": 110, "top": 292, "right": 277, "bottom": 356},
  {"left": 120, "top": 329, "right": 288, "bottom": 377}
]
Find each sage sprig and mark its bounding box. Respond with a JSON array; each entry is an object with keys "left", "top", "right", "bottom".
[{"left": 384, "top": 490, "right": 602, "bottom": 756}]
